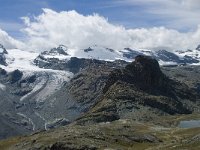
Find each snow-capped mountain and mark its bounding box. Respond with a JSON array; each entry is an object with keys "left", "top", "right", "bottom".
[
  {"left": 0, "top": 46, "right": 73, "bottom": 139},
  {"left": 35, "top": 44, "right": 200, "bottom": 67},
  {"left": 0, "top": 43, "right": 200, "bottom": 139}
]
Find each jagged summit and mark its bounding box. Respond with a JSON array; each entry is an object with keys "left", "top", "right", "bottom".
[
  {"left": 75, "top": 55, "right": 199, "bottom": 126},
  {"left": 0, "top": 44, "right": 8, "bottom": 54},
  {"left": 34, "top": 44, "right": 200, "bottom": 68},
  {"left": 42, "top": 45, "right": 68, "bottom": 56},
  {"left": 125, "top": 55, "right": 165, "bottom": 86},
  {"left": 0, "top": 44, "right": 8, "bottom": 66},
  {"left": 103, "top": 55, "right": 168, "bottom": 93},
  {"left": 196, "top": 44, "right": 200, "bottom": 51}
]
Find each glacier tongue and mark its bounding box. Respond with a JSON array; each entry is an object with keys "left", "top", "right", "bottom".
[
  {"left": 0, "top": 48, "right": 74, "bottom": 133},
  {"left": 0, "top": 48, "right": 73, "bottom": 103},
  {"left": 20, "top": 70, "right": 72, "bottom": 102}
]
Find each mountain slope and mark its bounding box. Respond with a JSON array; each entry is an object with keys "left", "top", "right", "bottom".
[
  {"left": 76, "top": 56, "right": 199, "bottom": 124},
  {"left": 0, "top": 44, "right": 200, "bottom": 141},
  {"left": 0, "top": 47, "right": 73, "bottom": 139},
  {"left": 0, "top": 44, "right": 8, "bottom": 66},
  {"left": 1, "top": 59, "right": 200, "bottom": 149}
]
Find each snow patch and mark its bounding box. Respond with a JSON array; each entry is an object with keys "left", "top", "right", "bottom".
[
  {"left": 42, "top": 54, "right": 69, "bottom": 60},
  {"left": 2, "top": 49, "right": 40, "bottom": 72}
]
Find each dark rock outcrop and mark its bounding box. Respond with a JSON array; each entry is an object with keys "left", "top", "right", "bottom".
[
  {"left": 8, "top": 70, "right": 23, "bottom": 84},
  {"left": 0, "top": 44, "right": 8, "bottom": 66},
  {"left": 196, "top": 45, "right": 200, "bottom": 51},
  {"left": 0, "top": 68, "right": 7, "bottom": 76},
  {"left": 42, "top": 45, "right": 68, "bottom": 56},
  {"left": 77, "top": 56, "right": 198, "bottom": 124},
  {"left": 103, "top": 55, "right": 169, "bottom": 93},
  {"left": 0, "top": 44, "right": 8, "bottom": 54},
  {"left": 34, "top": 55, "right": 128, "bottom": 74},
  {"left": 84, "top": 47, "right": 93, "bottom": 52}
]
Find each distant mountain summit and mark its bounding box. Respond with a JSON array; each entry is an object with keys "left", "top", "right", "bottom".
[
  {"left": 34, "top": 44, "right": 200, "bottom": 69},
  {"left": 0, "top": 44, "right": 8, "bottom": 54},
  {"left": 41, "top": 45, "right": 68, "bottom": 56},
  {"left": 0, "top": 44, "right": 8, "bottom": 65}
]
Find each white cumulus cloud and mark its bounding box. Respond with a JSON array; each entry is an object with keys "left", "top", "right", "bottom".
[
  {"left": 0, "top": 28, "right": 24, "bottom": 49},
  {"left": 20, "top": 9, "right": 200, "bottom": 51}
]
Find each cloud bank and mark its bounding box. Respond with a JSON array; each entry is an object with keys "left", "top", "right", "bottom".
[
  {"left": 0, "top": 28, "right": 24, "bottom": 49},
  {"left": 0, "top": 8, "right": 200, "bottom": 51},
  {"left": 20, "top": 9, "right": 200, "bottom": 51}
]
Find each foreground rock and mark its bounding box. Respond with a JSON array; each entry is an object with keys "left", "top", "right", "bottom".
[{"left": 0, "top": 120, "right": 162, "bottom": 150}]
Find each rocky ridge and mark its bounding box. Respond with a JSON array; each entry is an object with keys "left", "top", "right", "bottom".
[
  {"left": 0, "top": 44, "right": 8, "bottom": 66},
  {"left": 76, "top": 55, "right": 199, "bottom": 124},
  {"left": 0, "top": 44, "right": 200, "bottom": 149}
]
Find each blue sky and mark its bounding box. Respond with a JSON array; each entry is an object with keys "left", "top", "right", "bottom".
[{"left": 0, "top": 0, "right": 200, "bottom": 39}]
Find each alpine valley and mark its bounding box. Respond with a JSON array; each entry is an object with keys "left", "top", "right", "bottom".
[{"left": 0, "top": 43, "right": 200, "bottom": 150}]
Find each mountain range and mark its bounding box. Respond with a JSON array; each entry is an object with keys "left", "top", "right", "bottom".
[{"left": 0, "top": 44, "right": 200, "bottom": 149}]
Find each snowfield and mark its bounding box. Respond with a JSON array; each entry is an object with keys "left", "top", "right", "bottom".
[
  {"left": 0, "top": 48, "right": 73, "bottom": 103},
  {"left": 3, "top": 49, "right": 40, "bottom": 72}
]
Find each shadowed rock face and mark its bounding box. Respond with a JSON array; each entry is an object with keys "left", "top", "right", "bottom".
[
  {"left": 77, "top": 56, "right": 199, "bottom": 125},
  {"left": 196, "top": 44, "right": 200, "bottom": 50},
  {"left": 125, "top": 55, "right": 166, "bottom": 87},
  {"left": 0, "top": 68, "right": 7, "bottom": 76},
  {"left": 8, "top": 70, "right": 23, "bottom": 84},
  {"left": 0, "top": 44, "right": 8, "bottom": 54},
  {"left": 0, "top": 44, "right": 8, "bottom": 66},
  {"left": 103, "top": 55, "right": 169, "bottom": 94},
  {"left": 41, "top": 45, "right": 68, "bottom": 56}
]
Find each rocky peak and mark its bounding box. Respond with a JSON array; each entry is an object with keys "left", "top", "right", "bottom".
[
  {"left": 103, "top": 55, "right": 168, "bottom": 93},
  {"left": 8, "top": 69, "right": 23, "bottom": 84},
  {"left": 41, "top": 45, "right": 68, "bottom": 56},
  {"left": 49, "top": 45, "right": 68, "bottom": 55},
  {"left": 0, "top": 44, "right": 8, "bottom": 66},
  {"left": 84, "top": 47, "right": 93, "bottom": 52},
  {"left": 125, "top": 55, "right": 164, "bottom": 85},
  {"left": 196, "top": 44, "right": 200, "bottom": 51},
  {"left": 0, "top": 44, "right": 8, "bottom": 54},
  {"left": 0, "top": 68, "right": 7, "bottom": 76},
  {"left": 130, "top": 55, "right": 161, "bottom": 72}
]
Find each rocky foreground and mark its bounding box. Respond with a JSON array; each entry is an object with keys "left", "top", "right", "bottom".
[{"left": 0, "top": 115, "right": 200, "bottom": 150}]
